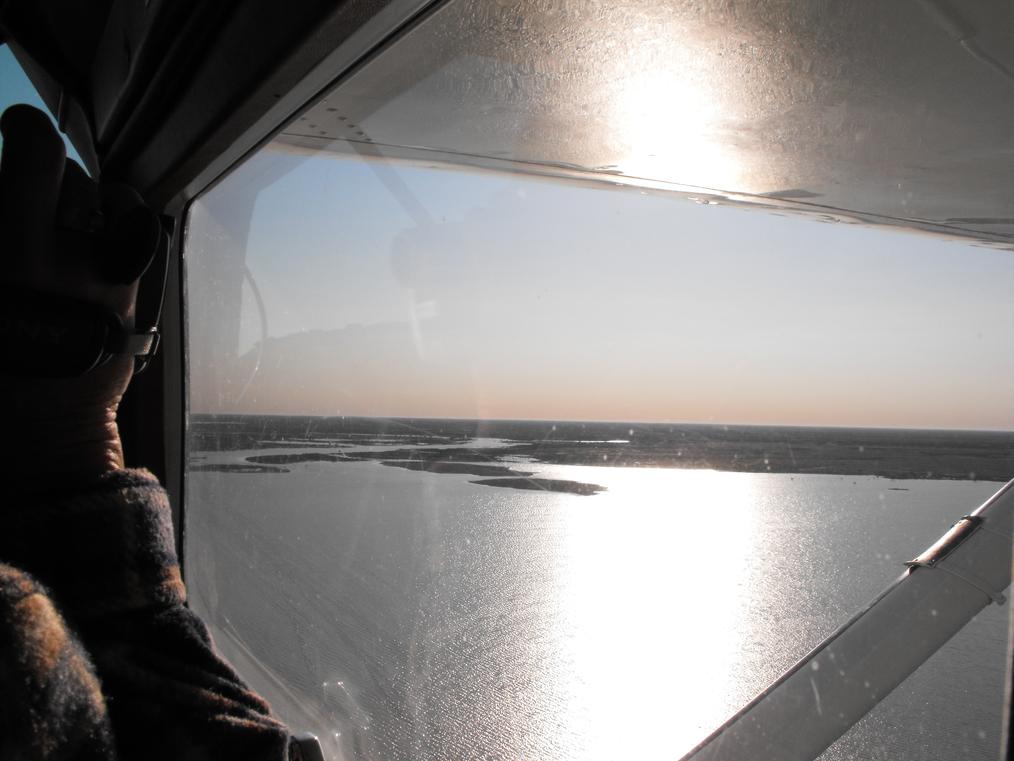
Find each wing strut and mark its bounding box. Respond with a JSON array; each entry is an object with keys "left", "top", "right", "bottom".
[{"left": 682, "top": 479, "right": 1014, "bottom": 761}]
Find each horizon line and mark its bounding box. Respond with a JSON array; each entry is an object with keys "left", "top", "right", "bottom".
[{"left": 188, "top": 411, "right": 1014, "bottom": 435}]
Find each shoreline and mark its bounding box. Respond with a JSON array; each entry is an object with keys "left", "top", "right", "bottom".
[{"left": 189, "top": 415, "right": 1014, "bottom": 485}]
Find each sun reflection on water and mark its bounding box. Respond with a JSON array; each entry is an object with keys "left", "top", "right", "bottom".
[{"left": 540, "top": 466, "right": 760, "bottom": 760}]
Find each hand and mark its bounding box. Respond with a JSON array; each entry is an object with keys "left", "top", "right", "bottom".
[{"left": 0, "top": 104, "right": 154, "bottom": 488}]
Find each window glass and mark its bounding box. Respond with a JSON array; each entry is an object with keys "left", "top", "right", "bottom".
[{"left": 184, "top": 2, "right": 1014, "bottom": 759}]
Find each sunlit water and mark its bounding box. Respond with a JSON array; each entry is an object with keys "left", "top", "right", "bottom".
[{"left": 186, "top": 457, "right": 1009, "bottom": 760}]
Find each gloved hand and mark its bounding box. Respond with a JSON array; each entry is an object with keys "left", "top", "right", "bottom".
[{"left": 0, "top": 104, "right": 159, "bottom": 489}]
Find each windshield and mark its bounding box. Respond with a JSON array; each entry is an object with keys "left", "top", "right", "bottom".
[{"left": 182, "top": 1, "right": 1014, "bottom": 759}]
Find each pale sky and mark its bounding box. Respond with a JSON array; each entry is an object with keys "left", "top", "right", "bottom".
[
  {"left": 4, "top": 40, "right": 1012, "bottom": 431},
  {"left": 187, "top": 146, "right": 1014, "bottom": 430}
]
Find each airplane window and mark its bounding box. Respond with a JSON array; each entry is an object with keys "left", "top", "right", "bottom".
[{"left": 183, "top": 2, "right": 1014, "bottom": 759}]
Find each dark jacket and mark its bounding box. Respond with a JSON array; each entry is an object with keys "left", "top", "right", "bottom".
[{"left": 0, "top": 469, "right": 291, "bottom": 760}]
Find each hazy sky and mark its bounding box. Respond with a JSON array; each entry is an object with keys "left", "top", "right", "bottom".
[
  {"left": 3, "top": 41, "right": 1011, "bottom": 430},
  {"left": 187, "top": 146, "right": 1014, "bottom": 430}
]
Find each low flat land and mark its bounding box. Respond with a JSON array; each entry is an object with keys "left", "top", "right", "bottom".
[{"left": 190, "top": 415, "right": 1014, "bottom": 482}]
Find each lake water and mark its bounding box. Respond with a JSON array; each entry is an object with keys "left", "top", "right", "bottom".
[{"left": 186, "top": 453, "right": 1010, "bottom": 760}]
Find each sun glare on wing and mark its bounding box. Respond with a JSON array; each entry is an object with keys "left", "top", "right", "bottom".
[
  {"left": 596, "top": 15, "right": 744, "bottom": 193},
  {"left": 612, "top": 69, "right": 741, "bottom": 191}
]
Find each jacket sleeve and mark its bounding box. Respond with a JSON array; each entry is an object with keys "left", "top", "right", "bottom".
[
  {"left": 0, "top": 469, "right": 292, "bottom": 761},
  {"left": 0, "top": 563, "right": 116, "bottom": 761}
]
